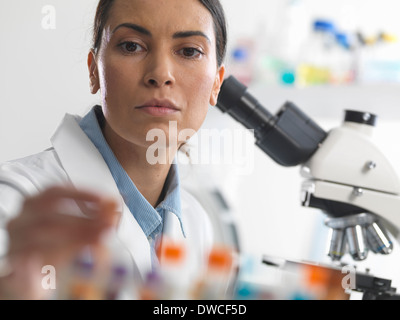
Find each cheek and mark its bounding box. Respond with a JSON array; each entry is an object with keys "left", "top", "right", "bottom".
[
  {"left": 179, "top": 73, "right": 215, "bottom": 136},
  {"left": 100, "top": 67, "right": 117, "bottom": 99},
  {"left": 98, "top": 64, "right": 114, "bottom": 105},
  {"left": 188, "top": 82, "right": 211, "bottom": 115},
  {"left": 186, "top": 71, "right": 215, "bottom": 109},
  {"left": 98, "top": 57, "right": 133, "bottom": 105}
]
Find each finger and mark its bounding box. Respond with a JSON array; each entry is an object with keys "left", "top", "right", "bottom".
[
  {"left": 22, "top": 186, "right": 106, "bottom": 216},
  {"left": 1, "top": 253, "right": 48, "bottom": 300},
  {"left": 8, "top": 208, "right": 113, "bottom": 247},
  {"left": 8, "top": 199, "right": 114, "bottom": 235},
  {"left": 7, "top": 186, "right": 120, "bottom": 269},
  {"left": 76, "top": 197, "right": 119, "bottom": 222},
  {"left": 7, "top": 197, "right": 115, "bottom": 244},
  {"left": 21, "top": 186, "right": 120, "bottom": 228},
  {"left": 7, "top": 219, "right": 110, "bottom": 267},
  {"left": 95, "top": 198, "right": 121, "bottom": 226}
]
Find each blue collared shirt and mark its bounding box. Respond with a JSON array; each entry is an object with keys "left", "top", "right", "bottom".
[{"left": 79, "top": 105, "right": 184, "bottom": 241}]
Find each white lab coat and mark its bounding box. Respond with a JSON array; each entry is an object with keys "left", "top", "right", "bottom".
[{"left": 0, "top": 113, "right": 214, "bottom": 297}]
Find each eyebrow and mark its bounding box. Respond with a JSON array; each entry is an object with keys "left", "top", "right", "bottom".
[
  {"left": 112, "top": 23, "right": 151, "bottom": 36},
  {"left": 173, "top": 31, "right": 211, "bottom": 44},
  {"left": 112, "top": 23, "right": 211, "bottom": 43}
]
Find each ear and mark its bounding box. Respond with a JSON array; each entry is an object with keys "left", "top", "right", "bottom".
[
  {"left": 209, "top": 64, "right": 226, "bottom": 106},
  {"left": 87, "top": 49, "right": 100, "bottom": 94}
]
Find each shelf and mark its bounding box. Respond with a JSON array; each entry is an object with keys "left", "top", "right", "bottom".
[{"left": 247, "top": 83, "right": 400, "bottom": 120}]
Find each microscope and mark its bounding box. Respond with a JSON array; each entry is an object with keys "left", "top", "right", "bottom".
[{"left": 216, "top": 75, "right": 400, "bottom": 299}]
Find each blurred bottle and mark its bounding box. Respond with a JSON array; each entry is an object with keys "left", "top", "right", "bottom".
[
  {"left": 356, "top": 31, "right": 400, "bottom": 84},
  {"left": 191, "top": 246, "right": 235, "bottom": 300},
  {"left": 139, "top": 270, "right": 164, "bottom": 300},
  {"left": 302, "top": 265, "right": 331, "bottom": 299},
  {"left": 57, "top": 228, "right": 138, "bottom": 300},
  {"left": 280, "top": 263, "right": 351, "bottom": 300},
  {"left": 104, "top": 264, "right": 128, "bottom": 300},
  {"left": 303, "top": 264, "right": 351, "bottom": 300},
  {"left": 234, "top": 254, "right": 283, "bottom": 300},
  {"left": 255, "top": 0, "right": 309, "bottom": 86},
  {"left": 297, "top": 19, "right": 337, "bottom": 86},
  {"left": 226, "top": 38, "right": 256, "bottom": 86},
  {"left": 330, "top": 31, "right": 356, "bottom": 85},
  {"left": 57, "top": 248, "right": 106, "bottom": 300},
  {"left": 141, "top": 237, "right": 190, "bottom": 300},
  {"left": 161, "top": 240, "right": 188, "bottom": 299},
  {"left": 278, "top": 264, "right": 311, "bottom": 300},
  {"left": 99, "top": 227, "right": 139, "bottom": 300}
]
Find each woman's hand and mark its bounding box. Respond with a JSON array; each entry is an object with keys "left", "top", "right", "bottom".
[{"left": 0, "top": 185, "right": 119, "bottom": 299}]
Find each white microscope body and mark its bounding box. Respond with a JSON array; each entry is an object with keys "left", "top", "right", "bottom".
[
  {"left": 216, "top": 76, "right": 400, "bottom": 297},
  {"left": 216, "top": 76, "right": 400, "bottom": 264},
  {"left": 301, "top": 111, "right": 400, "bottom": 261}
]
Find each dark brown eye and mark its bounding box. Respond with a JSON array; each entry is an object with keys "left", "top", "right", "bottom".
[
  {"left": 124, "top": 42, "right": 138, "bottom": 52},
  {"left": 179, "top": 47, "right": 203, "bottom": 58},
  {"left": 183, "top": 48, "right": 196, "bottom": 56},
  {"left": 118, "top": 41, "right": 144, "bottom": 54}
]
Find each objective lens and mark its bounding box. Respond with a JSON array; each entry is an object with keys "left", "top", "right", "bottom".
[
  {"left": 366, "top": 222, "right": 393, "bottom": 254},
  {"left": 346, "top": 225, "right": 368, "bottom": 261},
  {"left": 327, "top": 228, "right": 346, "bottom": 261}
]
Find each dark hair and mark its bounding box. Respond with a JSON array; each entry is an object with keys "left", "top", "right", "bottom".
[{"left": 92, "top": 0, "right": 227, "bottom": 66}]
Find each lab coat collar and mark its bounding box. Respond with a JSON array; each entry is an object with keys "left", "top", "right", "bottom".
[{"left": 157, "top": 163, "right": 186, "bottom": 238}]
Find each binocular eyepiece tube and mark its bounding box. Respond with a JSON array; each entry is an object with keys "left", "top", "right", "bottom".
[{"left": 216, "top": 76, "right": 327, "bottom": 167}]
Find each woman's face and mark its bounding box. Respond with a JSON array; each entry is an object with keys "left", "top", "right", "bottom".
[{"left": 88, "top": 0, "right": 225, "bottom": 151}]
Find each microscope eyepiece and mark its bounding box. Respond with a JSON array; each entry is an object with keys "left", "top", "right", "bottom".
[
  {"left": 344, "top": 110, "right": 377, "bottom": 126},
  {"left": 216, "top": 76, "right": 327, "bottom": 166},
  {"left": 216, "top": 75, "right": 275, "bottom": 133}
]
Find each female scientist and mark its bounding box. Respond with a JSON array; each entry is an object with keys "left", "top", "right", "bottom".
[{"left": 0, "top": 0, "right": 226, "bottom": 299}]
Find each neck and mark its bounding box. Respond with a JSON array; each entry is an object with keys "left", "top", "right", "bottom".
[{"left": 103, "top": 123, "right": 176, "bottom": 207}]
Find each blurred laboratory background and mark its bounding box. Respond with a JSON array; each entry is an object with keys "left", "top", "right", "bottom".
[{"left": 2, "top": 0, "right": 400, "bottom": 298}]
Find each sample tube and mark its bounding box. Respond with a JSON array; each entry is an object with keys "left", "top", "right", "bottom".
[{"left": 105, "top": 265, "right": 128, "bottom": 300}]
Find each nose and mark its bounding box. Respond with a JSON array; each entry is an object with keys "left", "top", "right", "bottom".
[{"left": 144, "top": 51, "right": 175, "bottom": 88}]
